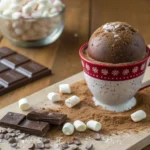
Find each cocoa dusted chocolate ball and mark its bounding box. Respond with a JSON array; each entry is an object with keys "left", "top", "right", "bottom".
[{"left": 87, "top": 22, "right": 147, "bottom": 63}]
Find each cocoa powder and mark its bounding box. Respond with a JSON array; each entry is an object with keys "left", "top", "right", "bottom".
[{"left": 43, "top": 80, "right": 150, "bottom": 141}]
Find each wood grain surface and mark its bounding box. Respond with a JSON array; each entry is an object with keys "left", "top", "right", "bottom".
[{"left": 0, "top": 0, "right": 150, "bottom": 149}]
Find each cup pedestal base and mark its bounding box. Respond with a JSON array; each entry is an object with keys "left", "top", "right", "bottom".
[{"left": 93, "top": 97, "right": 137, "bottom": 112}]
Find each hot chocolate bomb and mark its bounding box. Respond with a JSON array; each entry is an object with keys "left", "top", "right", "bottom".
[{"left": 87, "top": 22, "right": 147, "bottom": 64}]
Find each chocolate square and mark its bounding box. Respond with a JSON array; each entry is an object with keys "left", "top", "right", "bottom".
[
  {"left": 19, "top": 119, "right": 50, "bottom": 136},
  {"left": 0, "top": 47, "right": 15, "bottom": 59},
  {"left": 0, "top": 63, "right": 9, "bottom": 73},
  {"left": 1, "top": 54, "right": 30, "bottom": 69},
  {"left": 0, "top": 112, "right": 26, "bottom": 126},
  {"left": 0, "top": 70, "right": 26, "bottom": 87},
  {"left": 16, "top": 61, "right": 47, "bottom": 78}
]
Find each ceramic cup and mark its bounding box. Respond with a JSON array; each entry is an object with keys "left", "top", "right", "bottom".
[{"left": 79, "top": 43, "right": 150, "bottom": 112}]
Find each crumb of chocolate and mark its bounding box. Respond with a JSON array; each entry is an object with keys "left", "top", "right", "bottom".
[
  {"left": 85, "top": 143, "right": 93, "bottom": 150},
  {"left": 94, "top": 133, "right": 101, "bottom": 141}
]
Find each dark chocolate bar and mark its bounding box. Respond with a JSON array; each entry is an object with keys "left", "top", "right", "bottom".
[
  {"left": 0, "top": 112, "right": 50, "bottom": 136},
  {"left": 0, "top": 47, "right": 52, "bottom": 96},
  {"left": 27, "top": 110, "right": 67, "bottom": 125}
]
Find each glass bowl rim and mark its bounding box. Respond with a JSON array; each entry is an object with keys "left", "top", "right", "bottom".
[{"left": 0, "top": 4, "right": 65, "bottom": 21}]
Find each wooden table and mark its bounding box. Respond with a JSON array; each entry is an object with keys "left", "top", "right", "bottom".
[{"left": 0, "top": 0, "right": 150, "bottom": 149}]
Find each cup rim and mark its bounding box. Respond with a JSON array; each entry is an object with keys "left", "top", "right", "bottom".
[
  {"left": 0, "top": 4, "right": 66, "bottom": 21},
  {"left": 79, "top": 42, "right": 150, "bottom": 68}
]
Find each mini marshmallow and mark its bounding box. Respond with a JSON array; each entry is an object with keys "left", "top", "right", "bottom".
[
  {"left": 62, "top": 123, "right": 74, "bottom": 135},
  {"left": 12, "top": 12, "right": 22, "bottom": 19},
  {"left": 65, "top": 96, "right": 80, "bottom": 108},
  {"left": 87, "top": 120, "right": 102, "bottom": 132},
  {"left": 37, "top": 4, "right": 46, "bottom": 11},
  {"left": 73, "top": 120, "right": 87, "bottom": 132},
  {"left": 50, "top": 7, "right": 58, "bottom": 14},
  {"left": 131, "top": 110, "right": 147, "bottom": 122},
  {"left": 19, "top": 98, "right": 30, "bottom": 111},
  {"left": 42, "top": 10, "right": 49, "bottom": 17},
  {"left": 59, "top": 84, "right": 71, "bottom": 94},
  {"left": 15, "top": 28, "right": 24, "bottom": 36},
  {"left": 2, "top": 10, "right": 13, "bottom": 16},
  {"left": 47, "top": 92, "right": 61, "bottom": 102},
  {"left": 53, "top": 0, "right": 63, "bottom": 11}
]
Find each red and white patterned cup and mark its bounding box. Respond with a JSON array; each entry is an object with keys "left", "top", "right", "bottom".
[{"left": 79, "top": 43, "right": 150, "bottom": 112}]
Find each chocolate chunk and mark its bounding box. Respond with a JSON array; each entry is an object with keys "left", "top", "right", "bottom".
[
  {"left": 73, "top": 139, "right": 81, "bottom": 145},
  {"left": 27, "top": 110, "right": 67, "bottom": 125},
  {"left": 0, "top": 70, "right": 26, "bottom": 88},
  {"left": 17, "top": 133, "right": 26, "bottom": 139},
  {"left": 86, "top": 143, "right": 93, "bottom": 150},
  {"left": 36, "top": 143, "right": 45, "bottom": 149},
  {"left": 0, "top": 64, "right": 9, "bottom": 73},
  {"left": 61, "top": 143, "right": 69, "bottom": 149},
  {"left": 11, "top": 143, "right": 17, "bottom": 148},
  {"left": 8, "top": 137, "right": 16, "bottom": 143},
  {"left": 71, "top": 145, "right": 79, "bottom": 150},
  {"left": 0, "top": 112, "right": 26, "bottom": 126},
  {"left": 0, "top": 47, "right": 15, "bottom": 59},
  {"left": 41, "top": 138, "right": 50, "bottom": 144},
  {"left": 16, "top": 61, "right": 48, "bottom": 78},
  {"left": 7, "top": 128, "right": 15, "bottom": 133},
  {"left": 0, "top": 112, "right": 50, "bottom": 136},
  {"left": 4, "top": 134, "right": 10, "bottom": 140},
  {"left": 28, "top": 143, "right": 35, "bottom": 149},
  {"left": 1, "top": 54, "right": 30, "bottom": 69},
  {"left": 0, "top": 129, "right": 7, "bottom": 134},
  {"left": 0, "top": 134, "right": 4, "bottom": 139},
  {"left": 68, "top": 141, "right": 74, "bottom": 145},
  {"left": 44, "top": 143, "right": 51, "bottom": 149},
  {"left": 94, "top": 133, "right": 101, "bottom": 141}
]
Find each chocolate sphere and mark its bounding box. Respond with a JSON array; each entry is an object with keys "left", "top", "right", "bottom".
[{"left": 87, "top": 22, "right": 147, "bottom": 63}]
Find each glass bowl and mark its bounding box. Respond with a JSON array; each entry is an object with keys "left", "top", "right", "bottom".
[{"left": 0, "top": 5, "right": 65, "bottom": 47}]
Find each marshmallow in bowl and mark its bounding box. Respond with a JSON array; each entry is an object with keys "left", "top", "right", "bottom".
[{"left": 0, "top": 0, "right": 64, "bottom": 19}]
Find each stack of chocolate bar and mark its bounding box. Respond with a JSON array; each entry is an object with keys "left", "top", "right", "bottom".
[
  {"left": 0, "top": 47, "right": 52, "bottom": 95},
  {"left": 0, "top": 110, "right": 67, "bottom": 136}
]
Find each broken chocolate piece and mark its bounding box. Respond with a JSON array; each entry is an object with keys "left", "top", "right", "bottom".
[
  {"left": 27, "top": 110, "right": 67, "bottom": 125},
  {"left": 86, "top": 143, "right": 93, "bottom": 150},
  {"left": 28, "top": 143, "right": 35, "bottom": 149},
  {"left": 0, "top": 112, "right": 50, "bottom": 136},
  {"left": 61, "top": 143, "right": 69, "bottom": 150},
  {"left": 8, "top": 137, "right": 16, "bottom": 143},
  {"left": 73, "top": 138, "right": 81, "bottom": 145},
  {"left": 94, "top": 133, "right": 102, "bottom": 141}
]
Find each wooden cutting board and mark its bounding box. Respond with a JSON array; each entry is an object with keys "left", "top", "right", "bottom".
[{"left": 1, "top": 67, "right": 150, "bottom": 150}]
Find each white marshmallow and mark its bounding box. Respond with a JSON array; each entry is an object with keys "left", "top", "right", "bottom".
[
  {"left": 22, "top": 1, "right": 37, "bottom": 14},
  {"left": 38, "top": 0, "right": 49, "bottom": 5},
  {"left": 19, "top": 98, "right": 30, "bottom": 111},
  {"left": 50, "top": 7, "right": 58, "bottom": 14},
  {"left": 2, "top": 10, "right": 13, "bottom": 16},
  {"left": 131, "top": 110, "right": 147, "bottom": 122},
  {"left": 65, "top": 96, "right": 80, "bottom": 108},
  {"left": 0, "top": 0, "right": 11, "bottom": 12},
  {"left": 12, "top": 12, "right": 22, "bottom": 19},
  {"left": 10, "top": 4, "right": 21, "bottom": 12},
  {"left": 42, "top": 10, "right": 49, "bottom": 17},
  {"left": 31, "top": 11, "right": 43, "bottom": 18},
  {"left": 62, "top": 123, "right": 74, "bottom": 135},
  {"left": 73, "top": 120, "right": 87, "bottom": 132},
  {"left": 37, "top": 4, "right": 46, "bottom": 11},
  {"left": 87, "top": 120, "right": 102, "bottom": 132},
  {"left": 15, "top": 28, "right": 24, "bottom": 36},
  {"left": 59, "top": 84, "right": 71, "bottom": 94},
  {"left": 47, "top": 92, "right": 61, "bottom": 102},
  {"left": 53, "top": 0, "right": 63, "bottom": 11},
  {"left": 12, "top": 21, "right": 23, "bottom": 28}
]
